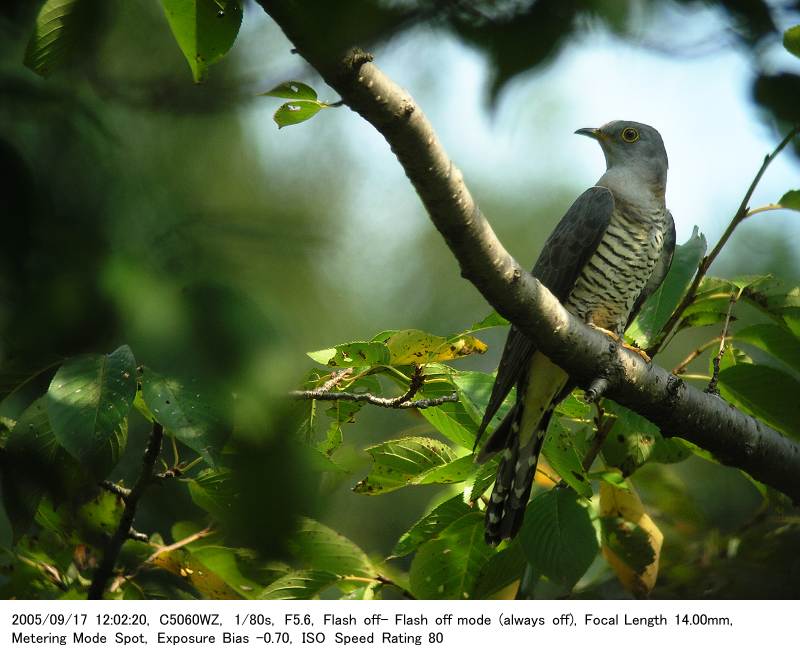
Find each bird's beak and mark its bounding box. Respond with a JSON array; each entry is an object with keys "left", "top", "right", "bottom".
[{"left": 575, "top": 127, "right": 604, "bottom": 141}]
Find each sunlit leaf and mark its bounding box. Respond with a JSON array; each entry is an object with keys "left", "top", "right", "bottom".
[
  {"left": 160, "top": 0, "right": 242, "bottom": 83},
  {"left": 307, "top": 342, "right": 390, "bottom": 367},
  {"left": 47, "top": 345, "right": 135, "bottom": 475},
  {"left": 626, "top": 226, "right": 707, "bottom": 349},
  {"left": 150, "top": 549, "right": 242, "bottom": 599},
  {"left": 273, "top": 101, "right": 327, "bottom": 128},
  {"left": 734, "top": 324, "right": 800, "bottom": 374},
  {"left": 718, "top": 364, "right": 800, "bottom": 438},
  {"left": 463, "top": 456, "right": 499, "bottom": 503},
  {"left": 599, "top": 481, "right": 662, "bottom": 596},
  {"left": 411, "top": 455, "right": 477, "bottom": 485},
  {"left": 260, "top": 81, "right": 318, "bottom": 100},
  {"left": 466, "top": 311, "right": 510, "bottom": 332},
  {"left": 392, "top": 494, "right": 472, "bottom": 557},
  {"left": 541, "top": 418, "right": 592, "bottom": 498},
  {"left": 24, "top": 0, "right": 97, "bottom": 77},
  {"left": 380, "top": 329, "right": 488, "bottom": 365},
  {"left": 353, "top": 437, "right": 456, "bottom": 495},
  {"left": 518, "top": 488, "right": 598, "bottom": 589},
  {"left": 409, "top": 513, "right": 493, "bottom": 599},
  {"left": 260, "top": 570, "right": 338, "bottom": 599},
  {"left": 472, "top": 540, "right": 526, "bottom": 599},
  {"left": 141, "top": 366, "right": 232, "bottom": 466}
]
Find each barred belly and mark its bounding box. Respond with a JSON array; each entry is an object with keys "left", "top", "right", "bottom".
[{"left": 565, "top": 207, "right": 666, "bottom": 334}]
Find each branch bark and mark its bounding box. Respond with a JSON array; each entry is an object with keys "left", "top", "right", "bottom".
[
  {"left": 256, "top": 2, "right": 800, "bottom": 501},
  {"left": 88, "top": 422, "right": 163, "bottom": 599}
]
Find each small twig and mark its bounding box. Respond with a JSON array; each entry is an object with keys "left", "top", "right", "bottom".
[
  {"left": 100, "top": 480, "right": 131, "bottom": 500},
  {"left": 648, "top": 125, "right": 799, "bottom": 356},
  {"left": 745, "top": 203, "right": 786, "bottom": 218},
  {"left": 144, "top": 526, "right": 214, "bottom": 565},
  {"left": 672, "top": 337, "right": 722, "bottom": 375},
  {"left": 584, "top": 376, "right": 609, "bottom": 404},
  {"left": 290, "top": 365, "right": 456, "bottom": 409},
  {"left": 582, "top": 409, "right": 616, "bottom": 472},
  {"left": 88, "top": 422, "right": 163, "bottom": 600},
  {"left": 342, "top": 574, "right": 416, "bottom": 599},
  {"left": 318, "top": 367, "right": 354, "bottom": 393},
  {"left": 707, "top": 291, "right": 739, "bottom": 395}
]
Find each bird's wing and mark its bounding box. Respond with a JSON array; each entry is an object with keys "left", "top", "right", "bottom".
[
  {"left": 626, "top": 210, "right": 676, "bottom": 328},
  {"left": 475, "top": 186, "right": 615, "bottom": 442}
]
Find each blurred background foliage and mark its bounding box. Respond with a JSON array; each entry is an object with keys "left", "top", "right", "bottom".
[{"left": 1, "top": 0, "right": 799, "bottom": 598}]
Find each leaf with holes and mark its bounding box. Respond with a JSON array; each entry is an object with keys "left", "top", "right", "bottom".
[
  {"left": 46, "top": 345, "right": 135, "bottom": 475},
  {"left": 353, "top": 437, "right": 456, "bottom": 495},
  {"left": 288, "top": 517, "right": 376, "bottom": 578},
  {"left": 160, "top": 0, "right": 242, "bottom": 83},
  {"left": 409, "top": 513, "right": 493, "bottom": 599},
  {"left": 392, "top": 494, "right": 471, "bottom": 557},
  {"left": 518, "top": 488, "right": 598, "bottom": 589},
  {"left": 261, "top": 81, "right": 318, "bottom": 100},
  {"left": 379, "top": 329, "right": 488, "bottom": 365},
  {"left": 307, "top": 342, "right": 390, "bottom": 368},
  {"left": 541, "top": 418, "right": 593, "bottom": 498},
  {"left": 141, "top": 367, "right": 232, "bottom": 466}
]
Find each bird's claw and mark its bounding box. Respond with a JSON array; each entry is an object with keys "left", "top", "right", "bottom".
[{"left": 587, "top": 323, "right": 651, "bottom": 363}]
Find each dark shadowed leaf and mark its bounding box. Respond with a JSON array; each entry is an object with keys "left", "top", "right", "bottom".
[
  {"left": 24, "top": 0, "right": 100, "bottom": 77},
  {"left": 779, "top": 190, "right": 800, "bottom": 210},
  {"left": 353, "top": 437, "right": 456, "bottom": 495},
  {"left": 518, "top": 488, "right": 598, "bottom": 589},
  {"left": 626, "top": 227, "right": 707, "bottom": 349},
  {"left": 784, "top": 25, "right": 800, "bottom": 58},
  {"left": 160, "top": 0, "right": 242, "bottom": 82},
  {"left": 541, "top": 418, "right": 593, "bottom": 498},
  {"left": 46, "top": 345, "right": 135, "bottom": 475},
  {"left": 473, "top": 540, "right": 526, "bottom": 599},
  {"left": 141, "top": 367, "right": 232, "bottom": 466},
  {"left": 718, "top": 364, "right": 800, "bottom": 439},
  {"left": 288, "top": 517, "right": 376, "bottom": 578},
  {"left": 409, "top": 513, "right": 493, "bottom": 599},
  {"left": 392, "top": 494, "right": 472, "bottom": 557}
]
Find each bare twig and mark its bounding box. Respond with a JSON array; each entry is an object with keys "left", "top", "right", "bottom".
[
  {"left": 291, "top": 365, "right": 456, "bottom": 408},
  {"left": 649, "top": 125, "right": 799, "bottom": 355},
  {"left": 706, "top": 291, "right": 739, "bottom": 395},
  {"left": 582, "top": 404, "right": 615, "bottom": 471},
  {"left": 100, "top": 480, "right": 131, "bottom": 500},
  {"left": 144, "top": 526, "right": 214, "bottom": 565},
  {"left": 672, "top": 337, "right": 722, "bottom": 375},
  {"left": 88, "top": 422, "right": 163, "bottom": 599}
]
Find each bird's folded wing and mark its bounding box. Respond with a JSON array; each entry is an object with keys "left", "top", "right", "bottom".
[{"left": 475, "top": 186, "right": 615, "bottom": 442}]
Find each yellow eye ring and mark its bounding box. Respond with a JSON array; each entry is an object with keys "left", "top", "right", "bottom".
[{"left": 621, "top": 127, "right": 639, "bottom": 143}]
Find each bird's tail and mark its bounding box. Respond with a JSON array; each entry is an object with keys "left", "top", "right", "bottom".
[
  {"left": 483, "top": 401, "right": 555, "bottom": 546},
  {"left": 480, "top": 352, "right": 569, "bottom": 546}
]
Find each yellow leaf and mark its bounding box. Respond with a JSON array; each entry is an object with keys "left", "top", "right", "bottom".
[
  {"left": 383, "top": 330, "right": 487, "bottom": 365},
  {"left": 599, "top": 479, "right": 663, "bottom": 596},
  {"left": 150, "top": 550, "right": 241, "bottom": 600}
]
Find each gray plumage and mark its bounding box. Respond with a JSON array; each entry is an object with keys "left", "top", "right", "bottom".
[{"left": 476, "top": 120, "right": 676, "bottom": 546}]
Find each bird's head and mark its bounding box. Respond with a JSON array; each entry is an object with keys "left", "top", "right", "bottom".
[{"left": 576, "top": 120, "right": 668, "bottom": 187}]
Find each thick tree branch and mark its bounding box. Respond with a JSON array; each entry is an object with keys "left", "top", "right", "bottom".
[
  {"left": 88, "top": 422, "right": 163, "bottom": 599},
  {"left": 257, "top": 3, "right": 800, "bottom": 501}
]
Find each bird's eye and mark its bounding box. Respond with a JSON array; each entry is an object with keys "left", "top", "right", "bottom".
[{"left": 621, "top": 127, "right": 639, "bottom": 143}]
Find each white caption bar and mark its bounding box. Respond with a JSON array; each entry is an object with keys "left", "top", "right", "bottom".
[{"left": 0, "top": 599, "right": 794, "bottom": 657}]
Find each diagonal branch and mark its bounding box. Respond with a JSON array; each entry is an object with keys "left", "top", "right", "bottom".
[{"left": 257, "top": 2, "right": 800, "bottom": 502}]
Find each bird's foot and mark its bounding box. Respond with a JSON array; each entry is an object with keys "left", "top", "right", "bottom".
[{"left": 587, "top": 323, "right": 651, "bottom": 363}]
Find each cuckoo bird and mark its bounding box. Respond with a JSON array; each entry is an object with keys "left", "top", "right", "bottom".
[{"left": 475, "top": 120, "right": 675, "bottom": 546}]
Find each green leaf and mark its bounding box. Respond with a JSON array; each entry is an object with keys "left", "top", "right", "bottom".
[
  {"left": 473, "top": 540, "right": 526, "bottom": 599},
  {"left": 273, "top": 101, "right": 327, "bottom": 129},
  {"left": 187, "top": 467, "right": 235, "bottom": 519},
  {"left": 783, "top": 25, "right": 800, "bottom": 59},
  {"left": 711, "top": 344, "right": 752, "bottom": 375},
  {"left": 743, "top": 278, "right": 800, "bottom": 317},
  {"left": 718, "top": 364, "right": 800, "bottom": 439},
  {"left": 160, "top": 0, "right": 242, "bottom": 83},
  {"left": 140, "top": 366, "right": 232, "bottom": 466},
  {"left": 380, "top": 329, "right": 488, "bottom": 365},
  {"left": 626, "top": 226, "right": 707, "bottom": 349},
  {"left": 735, "top": 324, "right": 800, "bottom": 375},
  {"left": 463, "top": 456, "right": 500, "bottom": 503},
  {"left": 0, "top": 474, "right": 12, "bottom": 550},
  {"left": 288, "top": 517, "right": 376, "bottom": 578},
  {"left": 353, "top": 437, "right": 456, "bottom": 495},
  {"left": 418, "top": 400, "right": 478, "bottom": 449},
  {"left": 409, "top": 513, "right": 493, "bottom": 599},
  {"left": 307, "top": 342, "right": 390, "bottom": 367},
  {"left": 411, "top": 455, "right": 477, "bottom": 485},
  {"left": 47, "top": 345, "right": 135, "bottom": 475},
  {"left": 601, "top": 400, "right": 689, "bottom": 476},
  {"left": 24, "top": 0, "right": 94, "bottom": 77},
  {"left": 260, "top": 570, "right": 339, "bottom": 600},
  {"left": 467, "top": 311, "right": 510, "bottom": 332},
  {"left": 453, "top": 371, "right": 515, "bottom": 430},
  {"left": 779, "top": 190, "right": 800, "bottom": 210},
  {"left": 392, "top": 494, "right": 471, "bottom": 557},
  {"left": 541, "top": 418, "right": 593, "bottom": 498},
  {"left": 260, "top": 81, "right": 318, "bottom": 101},
  {"left": 518, "top": 488, "right": 599, "bottom": 589}
]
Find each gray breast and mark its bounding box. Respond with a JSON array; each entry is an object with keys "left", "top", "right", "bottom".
[{"left": 565, "top": 205, "right": 666, "bottom": 334}]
